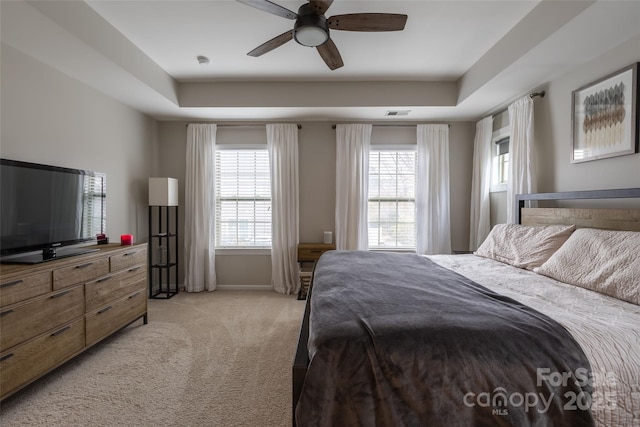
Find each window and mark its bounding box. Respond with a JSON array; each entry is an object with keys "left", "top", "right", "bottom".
[
  {"left": 82, "top": 174, "right": 106, "bottom": 237},
  {"left": 490, "top": 113, "right": 510, "bottom": 192},
  {"left": 495, "top": 136, "right": 509, "bottom": 185},
  {"left": 215, "top": 148, "right": 271, "bottom": 247},
  {"left": 368, "top": 150, "right": 417, "bottom": 249}
]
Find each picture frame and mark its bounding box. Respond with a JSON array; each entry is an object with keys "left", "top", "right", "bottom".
[{"left": 571, "top": 62, "right": 639, "bottom": 163}]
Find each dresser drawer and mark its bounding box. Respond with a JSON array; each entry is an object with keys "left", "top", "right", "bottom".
[
  {"left": 297, "top": 243, "right": 335, "bottom": 262},
  {"left": 85, "top": 264, "right": 146, "bottom": 312},
  {"left": 0, "top": 285, "right": 84, "bottom": 352},
  {"left": 53, "top": 258, "right": 109, "bottom": 290},
  {"left": 110, "top": 248, "right": 147, "bottom": 272},
  {"left": 0, "top": 271, "right": 51, "bottom": 308},
  {"left": 85, "top": 289, "right": 146, "bottom": 346},
  {"left": 0, "top": 318, "right": 84, "bottom": 400}
]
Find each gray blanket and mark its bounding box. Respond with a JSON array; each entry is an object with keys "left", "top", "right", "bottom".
[{"left": 296, "top": 250, "right": 595, "bottom": 427}]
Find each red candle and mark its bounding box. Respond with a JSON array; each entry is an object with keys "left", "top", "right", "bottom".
[{"left": 120, "top": 234, "right": 133, "bottom": 245}]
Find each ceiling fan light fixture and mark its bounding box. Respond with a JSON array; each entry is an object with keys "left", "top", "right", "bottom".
[
  {"left": 293, "top": 8, "right": 329, "bottom": 47},
  {"left": 294, "top": 26, "right": 328, "bottom": 47}
]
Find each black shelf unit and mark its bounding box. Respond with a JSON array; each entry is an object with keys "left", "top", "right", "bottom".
[{"left": 148, "top": 205, "right": 179, "bottom": 299}]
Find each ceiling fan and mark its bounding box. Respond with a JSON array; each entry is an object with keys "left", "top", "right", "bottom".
[{"left": 236, "top": 0, "right": 408, "bottom": 70}]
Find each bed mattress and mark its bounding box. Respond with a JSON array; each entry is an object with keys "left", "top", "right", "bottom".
[
  {"left": 431, "top": 254, "right": 640, "bottom": 427},
  {"left": 295, "top": 250, "right": 639, "bottom": 426}
]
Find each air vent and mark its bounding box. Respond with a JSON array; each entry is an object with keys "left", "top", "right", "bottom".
[{"left": 385, "top": 110, "right": 411, "bottom": 116}]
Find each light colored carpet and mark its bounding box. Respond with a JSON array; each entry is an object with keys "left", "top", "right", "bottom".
[{"left": 0, "top": 291, "right": 305, "bottom": 427}]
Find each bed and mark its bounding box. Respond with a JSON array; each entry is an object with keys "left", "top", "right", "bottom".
[{"left": 292, "top": 188, "right": 640, "bottom": 427}]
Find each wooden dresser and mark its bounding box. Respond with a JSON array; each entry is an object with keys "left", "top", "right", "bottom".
[{"left": 0, "top": 243, "right": 147, "bottom": 400}]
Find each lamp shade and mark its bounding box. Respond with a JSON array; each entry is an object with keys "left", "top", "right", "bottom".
[{"left": 149, "top": 177, "right": 178, "bottom": 206}]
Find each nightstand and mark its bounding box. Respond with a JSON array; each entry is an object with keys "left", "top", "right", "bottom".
[{"left": 297, "top": 243, "right": 335, "bottom": 300}]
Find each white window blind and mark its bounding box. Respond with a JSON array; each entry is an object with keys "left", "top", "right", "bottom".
[
  {"left": 215, "top": 149, "right": 271, "bottom": 247},
  {"left": 82, "top": 174, "right": 106, "bottom": 237},
  {"left": 368, "top": 150, "right": 417, "bottom": 249}
]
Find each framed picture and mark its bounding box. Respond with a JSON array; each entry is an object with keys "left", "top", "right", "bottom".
[{"left": 571, "top": 62, "right": 639, "bottom": 163}]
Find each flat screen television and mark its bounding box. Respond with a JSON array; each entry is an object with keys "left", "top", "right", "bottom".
[{"left": 0, "top": 158, "right": 106, "bottom": 264}]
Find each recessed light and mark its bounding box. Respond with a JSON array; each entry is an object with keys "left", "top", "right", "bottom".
[{"left": 197, "top": 55, "right": 210, "bottom": 65}]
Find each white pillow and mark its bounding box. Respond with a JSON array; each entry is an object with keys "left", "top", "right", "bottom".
[
  {"left": 534, "top": 228, "right": 640, "bottom": 305},
  {"left": 474, "top": 224, "right": 576, "bottom": 270}
]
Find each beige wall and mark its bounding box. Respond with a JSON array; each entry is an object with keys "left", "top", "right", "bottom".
[
  {"left": 489, "top": 34, "right": 640, "bottom": 228},
  {"left": 0, "top": 43, "right": 157, "bottom": 246},
  {"left": 535, "top": 33, "right": 640, "bottom": 193},
  {"left": 4, "top": 22, "right": 636, "bottom": 289},
  {"left": 156, "top": 121, "right": 475, "bottom": 288}
]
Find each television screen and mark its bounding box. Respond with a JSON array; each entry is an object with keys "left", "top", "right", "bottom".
[{"left": 0, "top": 159, "right": 106, "bottom": 262}]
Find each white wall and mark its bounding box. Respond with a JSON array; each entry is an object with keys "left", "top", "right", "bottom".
[
  {"left": 156, "top": 121, "right": 475, "bottom": 288},
  {"left": 1, "top": 43, "right": 157, "bottom": 244}
]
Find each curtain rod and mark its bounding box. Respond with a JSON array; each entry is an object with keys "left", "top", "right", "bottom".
[
  {"left": 331, "top": 123, "right": 451, "bottom": 130},
  {"left": 492, "top": 90, "right": 546, "bottom": 117},
  {"left": 186, "top": 123, "right": 302, "bottom": 129}
]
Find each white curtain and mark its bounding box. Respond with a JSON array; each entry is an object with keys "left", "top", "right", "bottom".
[
  {"left": 507, "top": 96, "right": 537, "bottom": 224},
  {"left": 335, "top": 124, "right": 371, "bottom": 250},
  {"left": 416, "top": 124, "right": 451, "bottom": 255},
  {"left": 184, "top": 124, "right": 217, "bottom": 292},
  {"left": 469, "top": 116, "right": 493, "bottom": 250},
  {"left": 267, "top": 124, "right": 299, "bottom": 295}
]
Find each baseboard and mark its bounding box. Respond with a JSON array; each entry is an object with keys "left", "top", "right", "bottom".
[{"left": 216, "top": 285, "right": 273, "bottom": 291}]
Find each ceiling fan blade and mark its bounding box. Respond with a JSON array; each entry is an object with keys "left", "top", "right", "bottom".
[
  {"left": 236, "top": 0, "right": 297, "bottom": 20},
  {"left": 317, "top": 38, "right": 343, "bottom": 70},
  {"left": 308, "top": 0, "right": 334, "bottom": 15},
  {"left": 328, "top": 13, "right": 408, "bottom": 31},
  {"left": 247, "top": 30, "right": 294, "bottom": 57}
]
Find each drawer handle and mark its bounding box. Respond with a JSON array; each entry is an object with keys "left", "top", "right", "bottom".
[
  {"left": 123, "top": 251, "right": 138, "bottom": 257},
  {"left": 97, "top": 275, "right": 113, "bottom": 283},
  {"left": 310, "top": 250, "right": 322, "bottom": 253},
  {"left": 51, "top": 290, "right": 71, "bottom": 299},
  {"left": 51, "top": 325, "right": 71, "bottom": 337},
  {"left": 97, "top": 305, "right": 113, "bottom": 315},
  {"left": 128, "top": 267, "right": 141, "bottom": 273},
  {"left": 75, "top": 262, "right": 93, "bottom": 269},
  {"left": 0, "top": 353, "right": 14, "bottom": 362},
  {"left": 0, "top": 279, "right": 23, "bottom": 288},
  {"left": 0, "top": 309, "right": 14, "bottom": 317},
  {"left": 128, "top": 291, "right": 141, "bottom": 300}
]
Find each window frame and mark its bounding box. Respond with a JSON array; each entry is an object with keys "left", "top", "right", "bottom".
[
  {"left": 82, "top": 174, "right": 106, "bottom": 237},
  {"left": 214, "top": 144, "right": 271, "bottom": 251},
  {"left": 490, "top": 128, "right": 510, "bottom": 193},
  {"left": 367, "top": 145, "right": 417, "bottom": 251}
]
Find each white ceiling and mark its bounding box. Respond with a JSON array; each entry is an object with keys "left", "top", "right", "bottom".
[
  {"left": 2, "top": 0, "right": 640, "bottom": 122},
  {"left": 86, "top": 0, "right": 537, "bottom": 81}
]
